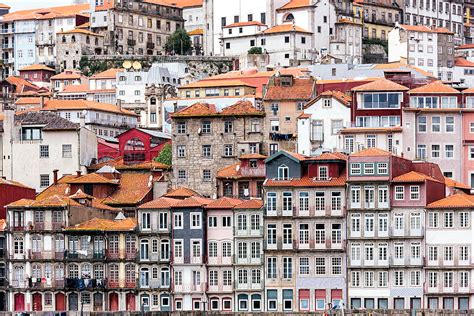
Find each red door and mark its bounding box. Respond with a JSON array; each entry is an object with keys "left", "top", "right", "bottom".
[
  {"left": 109, "top": 293, "right": 119, "bottom": 311},
  {"left": 14, "top": 293, "right": 24, "bottom": 311},
  {"left": 32, "top": 293, "right": 42, "bottom": 311},
  {"left": 126, "top": 293, "right": 136, "bottom": 311},
  {"left": 55, "top": 293, "right": 66, "bottom": 311}
]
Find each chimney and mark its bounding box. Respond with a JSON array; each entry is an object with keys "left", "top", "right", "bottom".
[
  {"left": 40, "top": 95, "right": 45, "bottom": 108},
  {"left": 117, "top": 99, "right": 122, "bottom": 110},
  {"left": 76, "top": 170, "right": 82, "bottom": 178},
  {"left": 53, "top": 169, "right": 59, "bottom": 184}
]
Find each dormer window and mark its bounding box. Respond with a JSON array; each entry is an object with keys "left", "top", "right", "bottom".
[
  {"left": 22, "top": 127, "right": 42, "bottom": 140},
  {"left": 278, "top": 164, "right": 289, "bottom": 180},
  {"left": 318, "top": 166, "right": 328, "bottom": 180}
]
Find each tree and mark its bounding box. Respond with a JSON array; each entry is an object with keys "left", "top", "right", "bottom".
[
  {"left": 154, "top": 143, "right": 172, "bottom": 166},
  {"left": 248, "top": 47, "right": 263, "bottom": 54},
  {"left": 165, "top": 28, "right": 192, "bottom": 55}
]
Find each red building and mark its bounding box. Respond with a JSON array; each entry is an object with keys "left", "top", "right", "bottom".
[
  {"left": 216, "top": 153, "right": 266, "bottom": 199},
  {"left": 0, "top": 178, "right": 36, "bottom": 219},
  {"left": 18, "top": 64, "right": 56, "bottom": 87},
  {"left": 97, "top": 128, "right": 171, "bottom": 163}
]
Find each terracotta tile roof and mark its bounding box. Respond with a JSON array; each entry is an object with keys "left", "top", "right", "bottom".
[
  {"left": 427, "top": 193, "right": 474, "bottom": 209},
  {"left": 456, "top": 44, "right": 474, "bottom": 50},
  {"left": 172, "top": 101, "right": 263, "bottom": 118},
  {"left": 277, "top": 0, "right": 312, "bottom": 10},
  {"left": 392, "top": 171, "right": 442, "bottom": 183},
  {"left": 88, "top": 157, "right": 170, "bottom": 171},
  {"left": 234, "top": 199, "right": 263, "bottom": 209},
  {"left": 90, "top": 68, "right": 123, "bottom": 79},
  {"left": 94, "top": 0, "right": 114, "bottom": 11},
  {"left": 220, "top": 100, "right": 265, "bottom": 116},
  {"left": 90, "top": 199, "right": 120, "bottom": 211},
  {"left": 6, "top": 76, "right": 41, "bottom": 92},
  {"left": 352, "top": 78, "right": 409, "bottom": 92},
  {"left": 68, "top": 189, "right": 94, "bottom": 199},
  {"left": 264, "top": 78, "right": 315, "bottom": 100},
  {"left": 101, "top": 173, "right": 155, "bottom": 205},
  {"left": 224, "top": 21, "right": 266, "bottom": 28},
  {"left": 341, "top": 126, "right": 403, "bottom": 134},
  {"left": 298, "top": 113, "right": 312, "bottom": 119},
  {"left": 188, "top": 28, "right": 203, "bottom": 36},
  {"left": 65, "top": 217, "right": 137, "bottom": 231},
  {"left": 282, "top": 150, "right": 309, "bottom": 161},
  {"left": 265, "top": 174, "right": 346, "bottom": 187},
  {"left": 50, "top": 71, "right": 83, "bottom": 80},
  {"left": 434, "top": 27, "right": 453, "bottom": 34},
  {"left": 36, "top": 175, "right": 77, "bottom": 200},
  {"left": 455, "top": 57, "right": 474, "bottom": 67},
  {"left": 462, "top": 87, "right": 474, "bottom": 93},
  {"left": 42, "top": 99, "right": 138, "bottom": 116},
  {"left": 262, "top": 23, "right": 312, "bottom": 34},
  {"left": 0, "top": 219, "right": 6, "bottom": 232},
  {"left": 444, "top": 177, "right": 471, "bottom": 190},
  {"left": 337, "top": 17, "right": 362, "bottom": 25},
  {"left": 319, "top": 90, "right": 352, "bottom": 106},
  {"left": 58, "top": 29, "right": 103, "bottom": 36},
  {"left": 180, "top": 79, "right": 256, "bottom": 89},
  {"left": 66, "top": 173, "right": 119, "bottom": 185},
  {"left": 7, "top": 195, "right": 80, "bottom": 208},
  {"left": 174, "top": 196, "right": 213, "bottom": 207},
  {"left": 19, "top": 64, "right": 55, "bottom": 72},
  {"left": 15, "top": 97, "right": 43, "bottom": 105},
  {"left": 61, "top": 83, "right": 90, "bottom": 93},
  {"left": 164, "top": 187, "right": 201, "bottom": 198},
  {"left": 217, "top": 163, "right": 242, "bottom": 179},
  {"left": 399, "top": 24, "right": 434, "bottom": 33},
  {"left": 139, "top": 197, "right": 181, "bottom": 209},
  {"left": 240, "top": 153, "right": 267, "bottom": 159},
  {"left": 166, "top": 0, "right": 202, "bottom": 7},
  {"left": 351, "top": 147, "right": 392, "bottom": 157},
  {"left": 0, "top": 3, "right": 10, "bottom": 9},
  {"left": 0, "top": 178, "right": 34, "bottom": 189},
  {"left": 206, "top": 197, "right": 243, "bottom": 209},
  {"left": 312, "top": 152, "right": 348, "bottom": 161},
  {"left": 409, "top": 80, "right": 459, "bottom": 94},
  {"left": 2, "top": 4, "right": 89, "bottom": 22}
]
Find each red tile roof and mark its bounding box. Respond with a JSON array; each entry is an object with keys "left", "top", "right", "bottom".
[
  {"left": 319, "top": 90, "right": 352, "bottom": 106},
  {"left": 399, "top": 24, "right": 434, "bottom": 33},
  {"left": 409, "top": 80, "right": 459, "bottom": 94},
  {"left": 265, "top": 175, "right": 346, "bottom": 187},
  {"left": 427, "top": 193, "right": 474, "bottom": 209},
  {"left": 166, "top": 0, "right": 202, "bottom": 7},
  {"left": 6, "top": 76, "right": 41, "bottom": 93},
  {"left": 65, "top": 217, "right": 137, "bottom": 231},
  {"left": 433, "top": 27, "right": 453, "bottom": 34},
  {"left": 312, "top": 152, "right": 348, "bottom": 161},
  {"left": 188, "top": 28, "right": 203, "bottom": 36},
  {"left": 19, "top": 64, "right": 55, "bottom": 72},
  {"left": 50, "top": 70, "right": 83, "bottom": 80},
  {"left": 456, "top": 44, "right": 474, "bottom": 50},
  {"left": 42, "top": 99, "right": 138, "bottom": 116},
  {"left": 262, "top": 24, "right": 312, "bottom": 34},
  {"left": 164, "top": 187, "right": 201, "bottom": 198},
  {"left": 174, "top": 196, "right": 213, "bottom": 207},
  {"left": 444, "top": 177, "right": 471, "bottom": 190},
  {"left": 217, "top": 163, "right": 243, "bottom": 179},
  {"left": 224, "top": 21, "right": 266, "bottom": 28},
  {"left": 0, "top": 178, "right": 34, "bottom": 189},
  {"left": 206, "top": 197, "right": 244, "bottom": 209},
  {"left": 277, "top": 0, "right": 312, "bottom": 10},
  {"left": 66, "top": 173, "right": 119, "bottom": 185},
  {"left": 455, "top": 57, "right": 474, "bottom": 67},
  {"left": 139, "top": 197, "right": 181, "bottom": 209},
  {"left": 90, "top": 68, "right": 123, "bottom": 79},
  {"left": 2, "top": 4, "right": 89, "bottom": 22},
  {"left": 36, "top": 175, "right": 78, "bottom": 200},
  {"left": 172, "top": 101, "right": 264, "bottom": 118},
  {"left": 392, "top": 171, "right": 442, "bottom": 183},
  {"left": 352, "top": 78, "right": 409, "bottom": 92},
  {"left": 351, "top": 147, "right": 393, "bottom": 157},
  {"left": 240, "top": 153, "right": 267, "bottom": 159},
  {"left": 264, "top": 78, "right": 315, "bottom": 100},
  {"left": 180, "top": 79, "right": 256, "bottom": 89},
  {"left": 15, "top": 97, "right": 43, "bottom": 105},
  {"left": 234, "top": 199, "right": 263, "bottom": 209},
  {"left": 101, "top": 173, "right": 155, "bottom": 205}
]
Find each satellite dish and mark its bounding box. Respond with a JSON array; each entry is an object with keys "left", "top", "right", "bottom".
[
  {"left": 123, "top": 60, "right": 132, "bottom": 69},
  {"left": 132, "top": 61, "right": 142, "bottom": 70}
]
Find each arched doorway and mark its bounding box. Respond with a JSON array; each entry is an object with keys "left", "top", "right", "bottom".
[
  {"left": 109, "top": 292, "right": 119, "bottom": 311},
  {"left": 13, "top": 293, "right": 24, "bottom": 311},
  {"left": 55, "top": 293, "right": 66, "bottom": 311}
]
